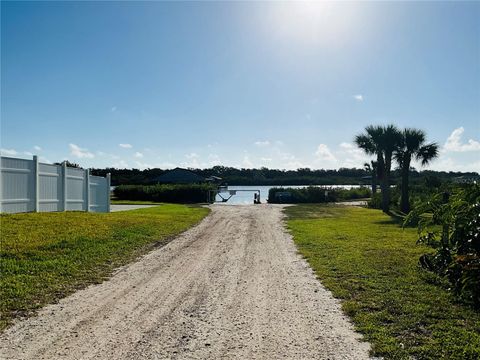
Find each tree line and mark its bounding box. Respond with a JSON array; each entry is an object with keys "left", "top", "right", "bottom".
[{"left": 90, "top": 164, "right": 477, "bottom": 189}]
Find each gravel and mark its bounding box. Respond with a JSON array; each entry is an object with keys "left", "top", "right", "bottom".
[{"left": 0, "top": 204, "right": 371, "bottom": 359}]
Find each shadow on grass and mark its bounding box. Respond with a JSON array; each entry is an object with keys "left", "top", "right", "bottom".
[{"left": 372, "top": 209, "right": 419, "bottom": 228}]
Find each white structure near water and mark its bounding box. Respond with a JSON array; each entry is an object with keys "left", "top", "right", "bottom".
[{"left": 0, "top": 155, "right": 110, "bottom": 214}]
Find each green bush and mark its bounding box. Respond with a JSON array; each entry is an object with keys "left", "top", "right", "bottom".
[
  {"left": 268, "top": 186, "right": 370, "bottom": 204},
  {"left": 113, "top": 184, "right": 215, "bottom": 204},
  {"left": 367, "top": 192, "right": 383, "bottom": 209},
  {"left": 368, "top": 187, "right": 400, "bottom": 209},
  {"left": 405, "top": 183, "right": 480, "bottom": 308},
  {"left": 337, "top": 187, "right": 371, "bottom": 200}
]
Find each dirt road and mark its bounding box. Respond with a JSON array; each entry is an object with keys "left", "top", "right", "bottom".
[{"left": 0, "top": 205, "right": 370, "bottom": 359}]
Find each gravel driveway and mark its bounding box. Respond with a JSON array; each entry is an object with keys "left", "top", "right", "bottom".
[{"left": 0, "top": 205, "right": 370, "bottom": 359}]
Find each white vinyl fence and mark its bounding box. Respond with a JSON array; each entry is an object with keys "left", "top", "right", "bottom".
[{"left": 0, "top": 155, "right": 110, "bottom": 214}]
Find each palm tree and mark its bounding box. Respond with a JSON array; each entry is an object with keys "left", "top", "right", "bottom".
[
  {"left": 363, "top": 160, "right": 378, "bottom": 194},
  {"left": 355, "top": 125, "right": 402, "bottom": 213},
  {"left": 395, "top": 128, "right": 439, "bottom": 213}
]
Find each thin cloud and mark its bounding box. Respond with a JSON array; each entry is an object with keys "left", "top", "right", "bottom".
[
  {"left": 69, "top": 143, "right": 94, "bottom": 159},
  {"left": 337, "top": 142, "right": 371, "bottom": 168},
  {"left": 119, "top": 143, "right": 132, "bottom": 149},
  {"left": 353, "top": 94, "right": 364, "bottom": 102},
  {"left": 0, "top": 148, "right": 18, "bottom": 156},
  {"left": 254, "top": 140, "right": 270, "bottom": 147},
  {"left": 111, "top": 106, "right": 117, "bottom": 112},
  {"left": 157, "top": 161, "right": 176, "bottom": 169},
  {"left": 429, "top": 156, "right": 480, "bottom": 173},
  {"left": 208, "top": 154, "right": 221, "bottom": 166},
  {"left": 315, "top": 144, "right": 336, "bottom": 161},
  {"left": 185, "top": 152, "right": 199, "bottom": 159},
  {"left": 242, "top": 155, "right": 253, "bottom": 168},
  {"left": 444, "top": 127, "right": 480, "bottom": 152},
  {"left": 113, "top": 160, "right": 129, "bottom": 168},
  {"left": 33, "top": 145, "right": 42, "bottom": 151},
  {"left": 181, "top": 153, "right": 202, "bottom": 168},
  {"left": 134, "top": 161, "right": 153, "bottom": 169},
  {"left": 339, "top": 142, "right": 354, "bottom": 149},
  {"left": 134, "top": 152, "right": 144, "bottom": 158}
]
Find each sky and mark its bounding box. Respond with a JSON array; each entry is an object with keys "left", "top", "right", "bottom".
[{"left": 1, "top": 1, "right": 479, "bottom": 172}]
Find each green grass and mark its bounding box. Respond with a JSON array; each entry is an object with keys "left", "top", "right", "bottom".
[
  {"left": 285, "top": 204, "right": 480, "bottom": 360},
  {"left": 0, "top": 204, "right": 209, "bottom": 331}
]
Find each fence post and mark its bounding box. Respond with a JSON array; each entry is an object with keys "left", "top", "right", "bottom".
[
  {"left": 85, "top": 168, "right": 90, "bottom": 212},
  {"left": 63, "top": 162, "right": 67, "bottom": 211},
  {"left": 33, "top": 155, "right": 39, "bottom": 212},
  {"left": 106, "top": 173, "right": 111, "bottom": 213}
]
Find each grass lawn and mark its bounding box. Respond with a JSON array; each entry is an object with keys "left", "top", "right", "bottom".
[
  {"left": 285, "top": 204, "right": 480, "bottom": 360},
  {"left": 0, "top": 204, "right": 209, "bottom": 331}
]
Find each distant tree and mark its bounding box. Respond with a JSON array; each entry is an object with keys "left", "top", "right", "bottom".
[
  {"left": 54, "top": 160, "right": 81, "bottom": 168},
  {"left": 364, "top": 160, "right": 378, "bottom": 194},
  {"left": 395, "top": 128, "right": 439, "bottom": 213},
  {"left": 355, "top": 125, "right": 402, "bottom": 213},
  {"left": 424, "top": 175, "right": 442, "bottom": 189}
]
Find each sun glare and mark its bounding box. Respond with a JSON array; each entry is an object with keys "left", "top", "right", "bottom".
[{"left": 266, "top": 1, "right": 357, "bottom": 47}]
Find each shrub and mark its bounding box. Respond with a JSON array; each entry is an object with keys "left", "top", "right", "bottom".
[
  {"left": 337, "top": 187, "right": 371, "bottom": 201},
  {"left": 268, "top": 186, "right": 370, "bottom": 204},
  {"left": 268, "top": 186, "right": 334, "bottom": 203},
  {"left": 368, "top": 187, "right": 400, "bottom": 210},
  {"left": 405, "top": 183, "right": 480, "bottom": 308},
  {"left": 113, "top": 184, "right": 215, "bottom": 204},
  {"left": 367, "top": 192, "right": 383, "bottom": 209}
]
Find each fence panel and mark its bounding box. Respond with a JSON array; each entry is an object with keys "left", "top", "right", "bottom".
[
  {"left": 66, "top": 167, "right": 86, "bottom": 211},
  {"left": 0, "top": 156, "right": 35, "bottom": 213},
  {"left": 89, "top": 175, "right": 109, "bottom": 213},
  {"left": 38, "top": 163, "right": 63, "bottom": 212},
  {"left": 0, "top": 155, "right": 110, "bottom": 214}
]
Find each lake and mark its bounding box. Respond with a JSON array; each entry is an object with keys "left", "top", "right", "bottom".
[{"left": 215, "top": 185, "right": 365, "bottom": 205}]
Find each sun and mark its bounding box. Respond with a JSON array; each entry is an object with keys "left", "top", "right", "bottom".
[{"left": 265, "top": 1, "right": 357, "bottom": 47}]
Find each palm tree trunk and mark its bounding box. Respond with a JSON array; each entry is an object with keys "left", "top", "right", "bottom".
[
  {"left": 381, "top": 155, "right": 392, "bottom": 213},
  {"left": 381, "top": 177, "right": 390, "bottom": 212},
  {"left": 400, "top": 157, "right": 411, "bottom": 213},
  {"left": 372, "top": 172, "right": 377, "bottom": 194}
]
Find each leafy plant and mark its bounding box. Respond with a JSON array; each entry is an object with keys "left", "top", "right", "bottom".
[
  {"left": 113, "top": 184, "right": 215, "bottom": 203},
  {"left": 268, "top": 186, "right": 371, "bottom": 204},
  {"left": 367, "top": 192, "right": 383, "bottom": 209},
  {"left": 405, "top": 183, "right": 480, "bottom": 307}
]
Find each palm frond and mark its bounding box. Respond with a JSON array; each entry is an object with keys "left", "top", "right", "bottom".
[
  {"left": 354, "top": 134, "right": 376, "bottom": 154},
  {"left": 416, "top": 142, "right": 439, "bottom": 166},
  {"left": 404, "top": 128, "right": 426, "bottom": 152}
]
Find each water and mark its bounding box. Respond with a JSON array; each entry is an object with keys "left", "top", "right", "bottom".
[{"left": 215, "top": 185, "right": 365, "bottom": 205}]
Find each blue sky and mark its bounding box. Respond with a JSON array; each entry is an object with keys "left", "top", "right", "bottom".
[{"left": 1, "top": 1, "right": 479, "bottom": 171}]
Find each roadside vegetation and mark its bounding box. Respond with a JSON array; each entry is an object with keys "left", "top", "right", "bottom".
[
  {"left": 0, "top": 205, "right": 209, "bottom": 330},
  {"left": 406, "top": 183, "right": 480, "bottom": 308},
  {"left": 268, "top": 186, "right": 370, "bottom": 203},
  {"left": 286, "top": 204, "right": 480, "bottom": 359},
  {"left": 114, "top": 184, "right": 215, "bottom": 203},
  {"left": 356, "top": 124, "right": 478, "bottom": 309}
]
